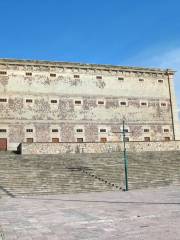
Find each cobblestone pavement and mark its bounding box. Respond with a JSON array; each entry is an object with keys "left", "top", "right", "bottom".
[{"left": 0, "top": 186, "right": 180, "bottom": 240}]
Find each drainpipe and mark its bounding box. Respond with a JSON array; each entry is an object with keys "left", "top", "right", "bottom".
[{"left": 166, "top": 70, "right": 175, "bottom": 140}]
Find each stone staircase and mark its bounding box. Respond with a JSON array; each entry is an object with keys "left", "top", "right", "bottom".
[{"left": 0, "top": 151, "right": 180, "bottom": 196}]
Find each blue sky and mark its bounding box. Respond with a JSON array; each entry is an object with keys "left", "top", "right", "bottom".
[{"left": 0, "top": 0, "right": 180, "bottom": 107}]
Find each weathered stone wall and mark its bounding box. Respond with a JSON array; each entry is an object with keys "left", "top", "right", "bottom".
[
  {"left": 21, "top": 141, "right": 180, "bottom": 154},
  {"left": 0, "top": 59, "right": 179, "bottom": 150}
]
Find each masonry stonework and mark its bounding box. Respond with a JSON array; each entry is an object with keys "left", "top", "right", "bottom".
[{"left": 0, "top": 59, "right": 180, "bottom": 151}]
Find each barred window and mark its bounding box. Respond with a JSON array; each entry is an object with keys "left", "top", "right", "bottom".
[
  {"left": 144, "top": 129, "right": 149, "bottom": 132},
  {"left": 51, "top": 100, "right": 57, "bottom": 103},
  {"left": 76, "top": 129, "right": 83, "bottom": 133},
  {"left": 120, "top": 101, "right": 127, "bottom": 106},
  {"left": 74, "top": 75, "right": 80, "bottom": 78},
  {"left": 0, "top": 71, "right": 7, "bottom": 75},
  {"left": 26, "top": 129, "right": 33, "bottom": 133},
  {"left": 26, "top": 99, "right": 33, "bottom": 103},
  {"left": 0, "top": 98, "right": 7, "bottom": 102},
  {"left": 0, "top": 129, "right": 7, "bottom": 132},
  {"left": 26, "top": 72, "right": 32, "bottom": 76}
]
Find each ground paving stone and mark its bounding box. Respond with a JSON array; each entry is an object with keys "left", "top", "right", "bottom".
[{"left": 0, "top": 186, "right": 180, "bottom": 239}]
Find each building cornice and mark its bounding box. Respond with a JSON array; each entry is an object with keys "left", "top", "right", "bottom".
[{"left": 0, "top": 58, "right": 175, "bottom": 75}]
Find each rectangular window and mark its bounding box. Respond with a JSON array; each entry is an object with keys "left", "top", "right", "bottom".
[
  {"left": 0, "top": 129, "right": 7, "bottom": 132},
  {"left": 74, "top": 75, "right": 80, "bottom": 78},
  {"left": 141, "top": 102, "right": 147, "bottom": 106},
  {"left": 26, "top": 72, "right": 32, "bottom": 76},
  {"left": 76, "top": 129, "right": 83, "bottom": 133},
  {"left": 52, "top": 138, "right": 59, "bottom": 143},
  {"left": 26, "top": 99, "right": 33, "bottom": 103},
  {"left": 144, "top": 137, "right": 150, "bottom": 142},
  {"left": 164, "top": 137, "right": 170, "bottom": 141},
  {"left": 118, "top": 77, "right": 124, "bottom": 81},
  {"left": 161, "top": 102, "right": 167, "bottom": 107},
  {"left": 96, "top": 76, "right": 102, "bottom": 79},
  {"left": 100, "top": 137, "right": 107, "bottom": 143},
  {"left": 77, "top": 138, "right": 83, "bottom": 142},
  {"left": 124, "top": 129, "right": 129, "bottom": 133},
  {"left": 139, "top": 78, "right": 144, "bottom": 82},
  {"left": 27, "top": 138, "right": 33, "bottom": 143},
  {"left": 120, "top": 101, "right": 127, "bottom": 106},
  {"left": 51, "top": 100, "right": 58, "bottom": 103},
  {"left": 100, "top": 129, "right": 106, "bottom": 133},
  {"left": 125, "top": 137, "right": 129, "bottom": 142},
  {"left": 164, "top": 129, "right": 169, "bottom": 133},
  {"left": 0, "top": 98, "right": 7, "bottom": 102},
  {"left": 52, "top": 129, "right": 58, "bottom": 132},
  {"left": 50, "top": 73, "right": 56, "bottom": 77},
  {"left": 144, "top": 129, "right": 149, "bottom": 132},
  {"left": 158, "top": 79, "right": 163, "bottom": 83},
  {"left": 0, "top": 71, "right": 7, "bottom": 75},
  {"left": 26, "top": 129, "right": 33, "bottom": 133},
  {"left": 75, "top": 100, "right": 82, "bottom": 105},
  {"left": 97, "top": 100, "right": 104, "bottom": 105}
]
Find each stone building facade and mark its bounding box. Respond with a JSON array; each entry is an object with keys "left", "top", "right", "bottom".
[{"left": 0, "top": 58, "right": 180, "bottom": 151}]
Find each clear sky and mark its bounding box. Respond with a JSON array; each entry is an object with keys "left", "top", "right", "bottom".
[{"left": 0, "top": 0, "right": 180, "bottom": 107}]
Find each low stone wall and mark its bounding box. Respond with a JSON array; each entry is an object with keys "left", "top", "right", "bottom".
[{"left": 21, "top": 141, "right": 180, "bottom": 154}]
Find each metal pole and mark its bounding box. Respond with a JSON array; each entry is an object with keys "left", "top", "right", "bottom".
[{"left": 122, "top": 120, "right": 128, "bottom": 191}]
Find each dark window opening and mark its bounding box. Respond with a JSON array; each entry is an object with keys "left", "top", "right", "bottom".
[
  {"left": 0, "top": 129, "right": 7, "bottom": 132},
  {"left": 164, "top": 129, "right": 169, "bottom": 133},
  {"left": 125, "top": 137, "right": 129, "bottom": 142},
  {"left": 141, "top": 102, "right": 147, "bottom": 106},
  {"left": 98, "top": 100, "right": 104, "bottom": 105},
  {"left": 52, "top": 138, "right": 59, "bottom": 143},
  {"left": 0, "top": 71, "right": 7, "bottom": 75},
  {"left": 100, "top": 137, "right": 107, "bottom": 143},
  {"left": 144, "top": 129, "right": 149, "bottom": 132},
  {"left": 76, "top": 129, "right": 83, "bottom": 133},
  {"left": 77, "top": 138, "right": 83, "bottom": 142},
  {"left": 158, "top": 79, "right": 163, "bottom": 83},
  {"left": 75, "top": 100, "right": 82, "bottom": 105},
  {"left": 144, "top": 137, "right": 150, "bottom": 142},
  {"left": 50, "top": 73, "right": 56, "bottom": 77},
  {"left": 118, "top": 77, "right": 124, "bottom": 81},
  {"left": 51, "top": 100, "right": 57, "bottom": 103},
  {"left": 26, "top": 72, "right": 32, "bottom": 76},
  {"left": 96, "top": 76, "right": 102, "bottom": 79},
  {"left": 120, "top": 101, "right": 127, "bottom": 106},
  {"left": 52, "top": 129, "right": 58, "bottom": 132},
  {"left": 161, "top": 103, "right": 167, "bottom": 107},
  {"left": 26, "top": 129, "right": 33, "bottom": 133},
  {"left": 164, "top": 137, "right": 170, "bottom": 141},
  {"left": 100, "top": 129, "right": 106, "bottom": 133},
  {"left": 74, "top": 75, "right": 80, "bottom": 78},
  {"left": 26, "top": 99, "right": 33, "bottom": 103},
  {"left": 0, "top": 98, "right": 7, "bottom": 102}
]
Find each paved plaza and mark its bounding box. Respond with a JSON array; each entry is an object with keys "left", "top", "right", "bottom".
[{"left": 0, "top": 186, "right": 180, "bottom": 240}]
